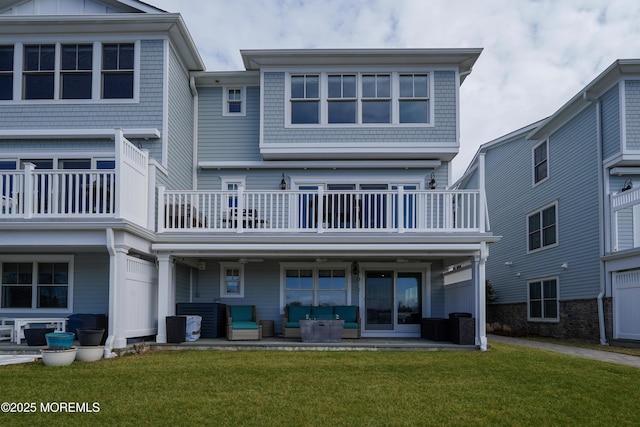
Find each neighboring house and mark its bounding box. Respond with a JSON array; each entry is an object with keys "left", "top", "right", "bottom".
[
  {"left": 0, "top": 0, "right": 497, "bottom": 350},
  {"left": 457, "top": 60, "right": 640, "bottom": 345}
]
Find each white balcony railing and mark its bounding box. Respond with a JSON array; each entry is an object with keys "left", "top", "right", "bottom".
[
  {"left": 611, "top": 187, "right": 640, "bottom": 252},
  {"left": 0, "top": 129, "right": 149, "bottom": 228},
  {"left": 159, "top": 187, "right": 486, "bottom": 233}
]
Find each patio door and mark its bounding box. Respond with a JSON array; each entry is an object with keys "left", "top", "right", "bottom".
[{"left": 364, "top": 270, "right": 422, "bottom": 335}]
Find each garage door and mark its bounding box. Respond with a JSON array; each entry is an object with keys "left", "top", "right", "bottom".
[{"left": 613, "top": 270, "right": 640, "bottom": 340}]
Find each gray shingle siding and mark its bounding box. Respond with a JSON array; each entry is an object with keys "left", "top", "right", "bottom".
[
  {"left": 262, "top": 71, "right": 457, "bottom": 144},
  {"left": 483, "top": 105, "right": 601, "bottom": 304},
  {"left": 625, "top": 80, "right": 640, "bottom": 151},
  {"left": 197, "top": 86, "right": 261, "bottom": 163}
]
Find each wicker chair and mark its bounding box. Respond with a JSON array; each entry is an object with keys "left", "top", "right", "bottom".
[{"left": 226, "top": 305, "right": 262, "bottom": 340}]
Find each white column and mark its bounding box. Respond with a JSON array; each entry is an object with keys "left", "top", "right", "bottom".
[
  {"left": 479, "top": 152, "right": 487, "bottom": 233},
  {"left": 156, "top": 253, "right": 175, "bottom": 343},
  {"left": 474, "top": 243, "right": 488, "bottom": 351},
  {"left": 106, "top": 229, "right": 129, "bottom": 350}
]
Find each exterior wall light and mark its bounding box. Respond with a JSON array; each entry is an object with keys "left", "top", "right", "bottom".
[
  {"left": 280, "top": 173, "right": 287, "bottom": 190},
  {"left": 429, "top": 172, "right": 437, "bottom": 189}
]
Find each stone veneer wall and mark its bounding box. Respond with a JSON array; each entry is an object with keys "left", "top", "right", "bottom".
[{"left": 487, "top": 298, "right": 612, "bottom": 342}]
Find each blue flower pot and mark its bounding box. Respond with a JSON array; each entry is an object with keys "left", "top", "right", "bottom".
[{"left": 45, "top": 332, "right": 75, "bottom": 350}]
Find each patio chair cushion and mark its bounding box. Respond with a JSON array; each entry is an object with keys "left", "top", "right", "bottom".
[
  {"left": 311, "top": 306, "right": 334, "bottom": 320},
  {"left": 334, "top": 306, "right": 357, "bottom": 322},
  {"left": 288, "top": 305, "right": 311, "bottom": 322},
  {"left": 284, "top": 321, "right": 301, "bottom": 328},
  {"left": 231, "top": 321, "right": 259, "bottom": 330},
  {"left": 343, "top": 322, "right": 359, "bottom": 329},
  {"left": 229, "top": 305, "right": 254, "bottom": 322}
]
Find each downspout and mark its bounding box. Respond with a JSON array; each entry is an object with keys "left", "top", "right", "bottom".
[
  {"left": 190, "top": 76, "right": 199, "bottom": 190},
  {"left": 592, "top": 94, "right": 608, "bottom": 345}
]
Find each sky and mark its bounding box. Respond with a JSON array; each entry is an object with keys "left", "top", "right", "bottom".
[{"left": 150, "top": 0, "right": 640, "bottom": 180}]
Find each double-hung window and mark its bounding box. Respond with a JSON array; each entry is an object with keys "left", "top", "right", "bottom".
[
  {"left": 23, "top": 44, "right": 55, "bottom": 100},
  {"left": 290, "top": 74, "right": 319, "bottom": 124},
  {"left": 399, "top": 74, "right": 429, "bottom": 123},
  {"left": 528, "top": 203, "right": 557, "bottom": 252},
  {"left": 0, "top": 45, "right": 13, "bottom": 100},
  {"left": 1, "top": 257, "right": 73, "bottom": 310},
  {"left": 225, "top": 88, "right": 243, "bottom": 114},
  {"left": 328, "top": 74, "right": 356, "bottom": 124},
  {"left": 220, "top": 262, "right": 244, "bottom": 298},
  {"left": 533, "top": 140, "right": 548, "bottom": 185},
  {"left": 362, "top": 74, "right": 391, "bottom": 123},
  {"left": 528, "top": 278, "right": 558, "bottom": 321},
  {"left": 102, "top": 43, "right": 134, "bottom": 99},
  {"left": 61, "top": 44, "right": 92, "bottom": 99}
]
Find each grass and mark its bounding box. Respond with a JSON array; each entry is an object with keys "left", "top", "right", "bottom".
[{"left": 1, "top": 343, "right": 640, "bottom": 426}]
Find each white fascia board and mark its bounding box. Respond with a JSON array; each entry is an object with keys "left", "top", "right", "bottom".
[
  {"left": 259, "top": 143, "right": 458, "bottom": 161},
  {"left": 610, "top": 167, "right": 640, "bottom": 176},
  {"left": 0, "top": 128, "right": 160, "bottom": 140},
  {"left": 198, "top": 160, "right": 442, "bottom": 169}
]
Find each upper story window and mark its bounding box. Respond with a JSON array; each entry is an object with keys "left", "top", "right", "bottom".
[
  {"left": 23, "top": 44, "right": 55, "bottom": 100},
  {"left": 61, "top": 44, "right": 92, "bottom": 99},
  {"left": 290, "top": 74, "right": 319, "bottom": 124},
  {"left": 0, "top": 45, "right": 13, "bottom": 100},
  {"left": 286, "top": 72, "right": 433, "bottom": 127},
  {"left": 328, "top": 74, "right": 356, "bottom": 124},
  {"left": 528, "top": 203, "right": 557, "bottom": 252},
  {"left": 0, "top": 41, "right": 138, "bottom": 102},
  {"left": 399, "top": 74, "right": 429, "bottom": 123},
  {"left": 533, "top": 140, "right": 548, "bottom": 185},
  {"left": 223, "top": 87, "right": 246, "bottom": 116},
  {"left": 102, "top": 43, "right": 134, "bottom": 99}
]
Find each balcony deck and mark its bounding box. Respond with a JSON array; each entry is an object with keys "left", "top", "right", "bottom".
[{"left": 611, "top": 187, "right": 640, "bottom": 252}]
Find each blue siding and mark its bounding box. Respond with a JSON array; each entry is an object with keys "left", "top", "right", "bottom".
[
  {"left": 166, "top": 46, "right": 195, "bottom": 189},
  {"left": 601, "top": 84, "right": 620, "bottom": 160},
  {"left": 482, "top": 105, "right": 601, "bottom": 304},
  {"left": 262, "top": 71, "right": 457, "bottom": 145},
  {"left": 197, "top": 86, "right": 261, "bottom": 162},
  {"left": 73, "top": 253, "right": 110, "bottom": 314},
  {"left": 625, "top": 80, "right": 640, "bottom": 150}
]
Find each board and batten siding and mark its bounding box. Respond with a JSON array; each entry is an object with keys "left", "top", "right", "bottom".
[
  {"left": 165, "top": 45, "right": 195, "bottom": 190},
  {"left": 601, "top": 84, "right": 620, "bottom": 161},
  {"left": 261, "top": 71, "right": 458, "bottom": 145},
  {"left": 197, "top": 86, "right": 261, "bottom": 163},
  {"left": 482, "top": 105, "right": 601, "bottom": 305}
]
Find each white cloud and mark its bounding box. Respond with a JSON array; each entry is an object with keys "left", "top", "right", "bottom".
[{"left": 152, "top": 0, "right": 640, "bottom": 179}]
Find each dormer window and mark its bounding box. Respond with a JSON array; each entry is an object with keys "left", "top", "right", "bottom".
[{"left": 290, "top": 74, "right": 319, "bottom": 124}]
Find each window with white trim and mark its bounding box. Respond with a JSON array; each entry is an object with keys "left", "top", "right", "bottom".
[
  {"left": 328, "top": 74, "right": 356, "bottom": 124},
  {"left": 290, "top": 74, "right": 319, "bottom": 124},
  {"left": 220, "top": 262, "right": 244, "bottom": 298},
  {"left": 284, "top": 267, "right": 348, "bottom": 306},
  {"left": 362, "top": 74, "right": 391, "bottom": 123},
  {"left": 399, "top": 74, "right": 429, "bottom": 123},
  {"left": 61, "top": 44, "right": 92, "bottom": 99},
  {"left": 527, "top": 203, "right": 557, "bottom": 252},
  {"left": 102, "top": 43, "right": 134, "bottom": 99},
  {"left": 23, "top": 44, "right": 55, "bottom": 99},
  {"left": 0, "top": 45, "right": 13, "bottom": 100},
  {"left": 1, "top": 256, "right": 73, "bottom": 310},
  {"left": 528, "top": 278, "right": 558, "bottom": 321},
  {"left": 223, "top": 87, "right": 246, "bottom": 116},
  {"left": 533, "top": 140, "right": 548, "bottom": 185}
]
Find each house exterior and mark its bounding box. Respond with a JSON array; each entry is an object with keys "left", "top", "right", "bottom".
[
  {"left": 0, "top": 0, "right": 497, "bottom": 350},
  {"left": 456, "top": 60, "right": 640, "bottom": 345}
]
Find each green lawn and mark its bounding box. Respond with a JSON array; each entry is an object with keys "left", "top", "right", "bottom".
[{"left": 1, "top": 343, "right": 639, "bottom": 426}]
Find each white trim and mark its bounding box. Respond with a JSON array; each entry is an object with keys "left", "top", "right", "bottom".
[
  {"left": 222, "top": 86, "right": 246, "bottom": 116},
  {"left": 290, "top": 174, "right": 426, "bottom": 190},
  {"left": 0, "top": 254, "right": 74, "bottom": 314},
  {"left": 0, "top": 128, "right": 160, "bottom": 139},
  {"left": 219, "top": 262, "right": 244, "bottom": 298},
  {"left": 161, "top": 38, "right": 169, "bottom": 168},
  {"left": 279, "top": 261, "right": 352, "bottom": 312},
  {"left": 620, "top": 80, "right": 627, "bottom": 155},
  {"left": 199, "top": 160, "right": 442, "bottom": 170},
  {"left": 526, "top": 201, "right": 559, "bottom": 254},
  {"left": 526, "top": 276, "right": 560, "bottom": 322}
]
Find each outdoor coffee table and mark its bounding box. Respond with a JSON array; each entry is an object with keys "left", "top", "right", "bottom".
[{"left": 299, "top": 319, "right": 344, "bottom": 343}]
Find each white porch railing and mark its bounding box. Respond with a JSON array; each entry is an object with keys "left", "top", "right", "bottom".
[
  {"left": 611, "top": 187, "right": 640, "bottom": 252},
  {"left": 0, "top": 129, "right": 149, "bottom": 228},
  {"left": 159, "top": 187, "right": 486, "bottom": 233}
]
